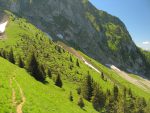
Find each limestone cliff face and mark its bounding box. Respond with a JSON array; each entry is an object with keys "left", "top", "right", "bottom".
[{"left": 0, "top": 0, "right": 149, "bottom": 76}]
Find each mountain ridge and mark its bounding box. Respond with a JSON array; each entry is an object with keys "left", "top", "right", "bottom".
[{"left": 0, "top": 0, "right": 149, "bottom": 77}]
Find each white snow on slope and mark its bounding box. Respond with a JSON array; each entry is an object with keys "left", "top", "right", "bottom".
[
  {"left": 108, "top": 64, "right": 150, "bottom": 91},
  {"left": 0, "top": 21, "right": 8, "bottom": 33},
  {"left": 82, "top": 57, "right": 101, "bottom": 74}
]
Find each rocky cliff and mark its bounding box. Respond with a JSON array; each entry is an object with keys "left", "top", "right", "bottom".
[{"left": 0, "top": 0, "right": 149, "bottom": 77}]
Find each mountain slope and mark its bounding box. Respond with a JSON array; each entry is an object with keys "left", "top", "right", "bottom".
[
  {"left": 0, "top": 0, "right": 149, "bottom": 77},
  {"left": 0, "top": 57, "right": 98, "bottom": 113},
  {"left": 0, "top": 10, "right": 150, "bottom": 113}
]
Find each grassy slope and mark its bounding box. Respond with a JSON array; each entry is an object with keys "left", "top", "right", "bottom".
[
  {"left": 79, "top": 51, "right": 150, "bottom": 100},
  {"left": 0, "top": 11, "right": 150, "bottom": 113},
  {"left": 0, "top": 57, "right": 98, "bottom": 113},
  {"left": 0, "top": 11, "right": 110, "bottom": 113}
]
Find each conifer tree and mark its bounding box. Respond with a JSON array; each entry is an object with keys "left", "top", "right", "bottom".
[
  {"left": 69, "top": 91, "right": 73, "bottom": 101},
  {"left": 18, "top": 56, "right": 25, "bottom": 68},
  {"left": 77, "top": 87, "right": 81, "bottom": 95},
  {"left": 55, "top": 74, "right": 63, "bottom": 88},
  {"left": 76, "top": 59, "right": 80, "bottom": 67},
  {"left": 91, "top": 85, "right": 106, "bottom": 111},
  {"left": 28, "top": 53, "right": 45, "bottom": 82},
  {"left": 113, "top": 85, "right": 119, "bottom": 100},
  {"left": 39, "top": 64, "right": 46, "bottom": 81},
  {"left": 70, "top": 55, "right": 73, "bottom": 62},
  {"left": 137, "top": 97, "right": 147, "bottom": 113},
  {"left": 101, "top": 72, "right": 104, "bottom": 80},
  {"left": 78, "top": 96, "right": 85, "bottom": 108},
  {"left": 9, "top": 48, "right": 15, "bottom": 64},
  {"left": 81, "top": 72, "right": 93, "bottom": 101},
  {"left": 106, "top": 96, "right": 115, "bottom": 113},
  {"left": 48, "top": 68, "right": 52, "bottom": 78}
]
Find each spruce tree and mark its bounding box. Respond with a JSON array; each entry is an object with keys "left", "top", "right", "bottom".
[
  {"left": 9, "top": 48, "right": 15, "bottom": 64},
  {"left": 101, "top": 72, "right": 104, "bottom": 80},
  {"left": 76, "top": 59, "right": 80, "bottom": 67},
  {"left": 18, "top": 56, "right": 25, "bottom": 68},
  {"left": 78, "top": 96, "right": 85, "bottom": 108},
  {"left": 113, "top": 85, "right": 119, "bottom": 100},
  {"left": 91, "top": 85, "right": 106, "bottom": 111},
  {"left": 69, "top": 91, "right": 73, "bottom": 101},
  {"left": 137, "top": 97, "right": 147, "bottom": 113},
  {"left": 28, "top": 53, "right": 45, "bottom": 82},
  {"left": 55, "top": 74, "right": 63, "bottom": 88},
  {"left": 48, "top": 68, "right": 52, "bottom": 78},
  {"left": 38, "top": 64, "right": 46, "bottom": 81},
  {"left": 81, "top": 72, "right": 93, "bottom": 101},
  {"left": 70, "top": 55, "right": 73, "bottom": 62}
]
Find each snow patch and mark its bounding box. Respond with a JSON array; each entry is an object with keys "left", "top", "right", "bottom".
[
  {"left": 0, "top": 21, "right": 8, "bottom": 33},
  {"left": 82, "top": 57, "right": 100, "bottom": 74},
  {"left": 57, "top": 34, "right": 64, "bottom": 39}
]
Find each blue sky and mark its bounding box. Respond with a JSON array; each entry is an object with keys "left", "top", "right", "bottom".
[{"left": 89, "top": 0, "right": 150, "bottom": 50}]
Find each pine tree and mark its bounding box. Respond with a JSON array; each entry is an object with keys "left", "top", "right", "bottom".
[
  {"left": 55, "top": 74, "right": 63, "bottom": 88},
  {"left": 9, "top": 48, "right": 15, "bottom": 64},
  {"left": 70, "top": 55, "right": 73, "bottom": 62},
  {"left": 137, "top": 97, "right": 147, "bottom": 113},
  {"left": 77, "top": 87, "right": 81, "bottom": 95},
  {"left": 69, "top": 91, "right": 73, "bottom": 101},
  {"left": 48, "top": 68, "right": 52, "bottom": 78},
  {"left": 78, "top": 96, "right": 85, "bottom": 108},
  {"left": 38, "top": 64, "right": 46, "bottom": 81},
  {"left": 101, "top": 72, "right": 104, "bottom": 80},
  {"left": 106, "top": 96, "right": 115, "bottom": 113},
  {"left": 91, "top": 85, "right": 106, "bottom": 111},
  {"left": 113, "top": 85, "right": 119, "bottom": 100},
  {"left": 76, "top": 59, "right": 80, "bottom": 67},
  {"left": 128, "top": 88, "right": 133, "bottom": 98},
  {"left": 18, "top": 56, "right": 25, "bottom": 68},
  {"left": 28, "top": 53, "right": 45, "bottom": 82},
  {"left": 81, "top": 72, "right": 93, "bottom": 101}
]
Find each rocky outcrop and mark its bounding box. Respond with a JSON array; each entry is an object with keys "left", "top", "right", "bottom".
[{"left": 0, "top": 0, "right": 149, "bottom": 77}]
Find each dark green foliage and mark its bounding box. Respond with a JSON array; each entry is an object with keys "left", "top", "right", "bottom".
[
  {"left": 55, "top": 74, "right": 63, "bottom": 88},
  {"left": 128, "top": 88, "right": 133, "bottom": 98},
  {"left": 9, "top": 48, "right": 15, "bottom": 64},
  {"left": 70, "top": 55, "right": 73, "bottom": 62},
  {"left": 101, "top": 72, "right": 104, "bottom": 80},
  {"left": 18, "top": 56, "right": 25, "bottom": 68},
  {"left": 81, "top": 72, "right": 93, "bottom": 101},
  {"left": 91, "top": 84, "right": 106, "bottom": 111},
  {"left": 77, "top": 87, "right": 81, "bottom": 95},
  {"left": 76, "top": 59, "right": 80, "bottom": 67},
  {"left": 0, "top": 49, "right": 7, "bottom": 59},
  {"left": 106, "top": 97, "right": 115, "bottom": 113},
  {"left": 47, "top": 68, "right": 52, "bottom": 78},
  {"left": 78, "top": 96, "right": 85, "bottom": 108},
  {"left": 38, "top": 64, "right": 46, "bottom": 81},
  {"left": 69, "top": 91, "right": 73, "bottom": 101},
  {"left": 137, "top": 97, "right": 147, "bottom": 113},
  {"left": 123, "top": 87, "right": 127, "bottom": 98},
  {"left": 28, "top": 53, "right": 46, "bottom": 82},
  {"left": 113, "top": 85, "right": 119, "bottom": 100}
]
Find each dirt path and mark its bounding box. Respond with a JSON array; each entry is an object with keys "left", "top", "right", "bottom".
[
  {"left": 10, "top": 78, "right": 16, "bottom": 107},
  {"left": 10, "top": 75, "right": 26, "bottom": 113},
  {"left": 110, "top": 65, "right": 150, "bottom": 91},
  {"left": 15, "top": 79, "right": 26, "bottom": 113},
  {"left": 58, "top": 42, "right": 150, "bottom": 91}
]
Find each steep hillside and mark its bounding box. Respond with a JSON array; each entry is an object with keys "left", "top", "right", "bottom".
[
  {"left": 0, "top": 10, "right": 150, "bottom": 113},
  {"left": 0, "top": 57, "right": 98, "bottom": 113},
  {"left": 0, "top": 0, "right": 149, "bottom": 77}
]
